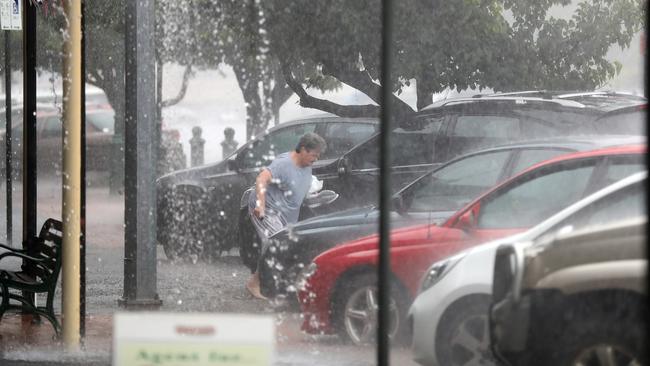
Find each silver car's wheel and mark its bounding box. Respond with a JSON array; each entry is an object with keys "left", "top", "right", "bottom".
[
  {"left": 436, "top": 296, "right": 495, "bottom": 366},
  {"left": 448, "top": 313, "right": 495, "bottom": 366},
  {"left": 572, "top": 345, "right": 641, "bottom": 366}
]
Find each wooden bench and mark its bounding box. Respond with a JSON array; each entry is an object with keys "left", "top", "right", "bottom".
[{"left": 0, "top": 218, "right": 63, "bottom": 336}]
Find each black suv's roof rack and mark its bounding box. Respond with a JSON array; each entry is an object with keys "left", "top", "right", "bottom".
[
  {"left": 423, "top": 96, "right": 586, "bottom": 110},
  {"left": 424, "top": 90, "right": 646, "bottom": 111}
]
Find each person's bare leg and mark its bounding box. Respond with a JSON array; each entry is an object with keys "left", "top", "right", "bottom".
[{"left": 246, "top": 271, "right": 268, "bottom": 300}]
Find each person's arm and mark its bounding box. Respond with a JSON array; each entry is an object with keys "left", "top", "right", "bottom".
[{"left": 253, "top": 168, "right": 273, "bottom": 218}]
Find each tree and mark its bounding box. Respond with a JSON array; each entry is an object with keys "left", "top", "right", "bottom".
[
  {"left": 169, "top": 0, "right": 299, "bottom": 140},
  {"left": 261, "top": 0, "right": 646, "bottom": 122}
]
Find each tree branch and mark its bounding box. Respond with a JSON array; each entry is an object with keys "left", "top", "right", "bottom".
[
  {"left": 161, "top": 64, "right": 192, "bottom": 108},
  {"left": 283, "top": 64, "right": 380, "bottom": 118},
  {"left": 321, "top": 62, "right": 415, "bottom": 121}
]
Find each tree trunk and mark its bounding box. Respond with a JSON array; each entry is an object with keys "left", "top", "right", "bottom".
[
  {"left": 233, "top": 63, "right": 268, "bottom": 140},
  {"left": 416, "top": 77, "right": 434, "bottom": 111}
]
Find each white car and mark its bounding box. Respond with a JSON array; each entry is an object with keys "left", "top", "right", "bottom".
[{"left": 407, "top": 171, "right": 647, "bottom": 366}]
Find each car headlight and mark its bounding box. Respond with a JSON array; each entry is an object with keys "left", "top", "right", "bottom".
[{"left": 419, "top": 252, "right": 467, "bottom": 293}]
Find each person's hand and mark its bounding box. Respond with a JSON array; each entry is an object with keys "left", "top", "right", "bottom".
[{"left": 253, "top": 206, "right": 265, "bottom": 219}]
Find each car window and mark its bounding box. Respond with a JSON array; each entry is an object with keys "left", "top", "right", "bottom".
[
  {"left": 520, "top": 119, "right": 564, "bottom": 138},
  {"left": 452, "top": 115, "right": 520, "bottom": 138},
  {"left": 392, "top": 115, "right": 443, "bottom": 165},
  {"left": 594, "top": 109, "right": 646, "bottom": 135},
  {"left": 347, "top": 117, "right": 441, "bottom": 170},
  {"left": 563, "top": 182, "right": 645, "bottom": 233},
  {"left": 404, "top": 150, "right": 510, "bottom": 212},
  {"left": 477, "top": 162, "right": 597, "bottom": 229},
  {"left": 240, "top": 124, "right": 317, "bottom": 169},
  {"left": 540, "top": 180, "right": 646, "bottom": 241},
  {"left": 599, "top": 158, "right": 645, "bottom": 187},
  {"left": 322, "top": 123, "right": 376, "bottom": 160},
  {"left": 510, "top": 149, "right": 572, "bottom": 174}
]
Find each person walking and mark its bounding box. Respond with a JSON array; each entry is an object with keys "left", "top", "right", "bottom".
[{"left": 246, "top": 132, "right": 327, "bottom": 299}]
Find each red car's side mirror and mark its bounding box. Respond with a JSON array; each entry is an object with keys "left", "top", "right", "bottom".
[{"left": 456, "top": 204, "right": 480, "bottom": 232}]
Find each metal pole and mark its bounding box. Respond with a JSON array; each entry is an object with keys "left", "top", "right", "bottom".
[
  {"left": 22, "top": 0, "right": 37, "bottom": 248},
  {"left": 120, "top": 0, "right": 162, "bottom": 308},
  {"left": 62, "top": 0, "right": 82, "bottom": 349},
  {"left": 378, "top": 0, "right": 394, "bottom": 364},
  {"left": 80, "top": 0, "right": 87, "bottom": 340},
  {"left": 4, "top": 31, "right": 12, "bottom": 246}
]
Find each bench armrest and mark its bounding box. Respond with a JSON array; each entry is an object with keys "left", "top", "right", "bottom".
[{"left": 0, "top": 251, "right": 46, "bottom": 264}]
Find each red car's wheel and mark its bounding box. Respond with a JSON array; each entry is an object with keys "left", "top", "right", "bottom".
[{"left": 333, "top": 273, "right": 409, "bottom": 346}]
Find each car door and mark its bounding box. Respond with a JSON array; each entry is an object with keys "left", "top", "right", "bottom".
[
  {"left": 333, "top": 115, "right": 445, "bottom": 209},
  {"left": 452, "top": 157, "right": 604, "bottom": 244}
]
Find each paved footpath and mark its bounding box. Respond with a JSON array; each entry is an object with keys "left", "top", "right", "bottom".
[{"left": 0, "top": 180, "right": 419, "bottom": 366}]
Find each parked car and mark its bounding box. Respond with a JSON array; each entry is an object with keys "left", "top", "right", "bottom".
[
  {"left": 490, "top": 181, "right": 647, "bottom": 366},
  {"left": 156, "top": 115, "right": 379, "bottom": 261},
  {"left": 159, "top": 91, "right": 646, "bottom": 262},
  {"left": 296, "top": 144, "right": 645, "bottom": 346},
  {"left": 408, "top": 171, "right": 646, "bottom": 366},
  {"left": 248, "top": 135, "right": 644, "bottom": 299},
  {"left": 1, "top": 104, "right": 185, "bottom": 179}
]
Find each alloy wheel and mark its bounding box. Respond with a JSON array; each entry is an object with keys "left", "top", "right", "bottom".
[
  {"left": 572, "top": 344, "right": 641, "bottom": 366},
  {"left": 343, "top": 285, "right": 399, "bottom": 345},
  {"left": 448, "top": 313, "right": 496, "bottom": 366}
]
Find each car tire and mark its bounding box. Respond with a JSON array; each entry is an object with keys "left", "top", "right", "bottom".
[
  {"left": 333, "top": 273, "right": 409, "bottom": 346},
  {"left": 435, "top": 295, "right": 496, "bottom": 366},
  {"left": 549, "top": 316, "right": 645, "bottom": 366}
]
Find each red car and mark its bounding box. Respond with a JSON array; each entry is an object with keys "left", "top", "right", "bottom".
[{"left": 297, "top": 144, "right": 646, "bottom": 345}]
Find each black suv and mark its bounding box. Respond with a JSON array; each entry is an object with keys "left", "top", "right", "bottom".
[
  {"left": 314, "top": 91, "right": 646, "bottom": 212},
  {"left": 156, "top": 115, "right": 379, "bottom": 261}
]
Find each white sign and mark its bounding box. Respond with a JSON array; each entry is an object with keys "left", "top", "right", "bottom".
[
  {"left": 113, "top": 312, "right": 275, "bottom": 366},
  {"left": 0, "top": 0, "right": 21, "bottom": 30}
]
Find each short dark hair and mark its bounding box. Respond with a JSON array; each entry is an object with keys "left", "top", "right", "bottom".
[{"left": 295, "top": 132, "right": 326, "bottom": 153}]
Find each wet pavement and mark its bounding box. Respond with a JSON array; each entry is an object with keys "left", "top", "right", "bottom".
[{"left": 0, "top": 180, "right": 419, "bottom": 365}]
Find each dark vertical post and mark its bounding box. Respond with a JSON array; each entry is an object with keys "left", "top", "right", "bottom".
[
  {"left": 155, "top": 59, "right": 162, "bottom": 176},
  {"left": 80, "top": 0, "right": 87, "bottom": 339},
  {"left": 23, "top": 0, "right": 37, "bottom": 246},
  {"left": 119, "top": 0, "right": 162, "bottom": 308},
  {"left": 21, "top": 0, "right": 37, "bottom": 308},
  {"left": 4, "top": 31, "right": 12, "bottom": 246},
  {"left": 378, "top": 0, "right": 394, "bottom": 364}
]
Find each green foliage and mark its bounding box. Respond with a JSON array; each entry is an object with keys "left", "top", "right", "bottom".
[
  {"left": 9, "top": 0, "right": 643, "bottom": 128},
  {"left": 260, "top": 0, "right": 645, "bottom": 113}
]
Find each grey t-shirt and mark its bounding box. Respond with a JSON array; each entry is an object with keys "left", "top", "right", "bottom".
[{"left": 249, "top": 152, "right": 312, "bottom": 224}]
